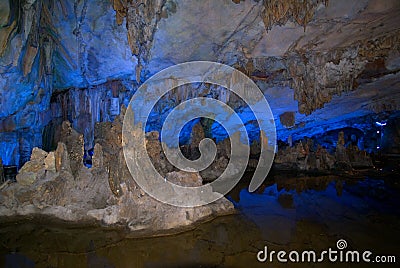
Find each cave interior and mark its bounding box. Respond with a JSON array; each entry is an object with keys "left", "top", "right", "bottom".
[{"left": 0, "top": 0, "right": 400, "bottom": 266}]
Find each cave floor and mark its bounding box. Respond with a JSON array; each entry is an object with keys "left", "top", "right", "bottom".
[{"left": 0, "top": 173, "right": 399, "bottom": 268}]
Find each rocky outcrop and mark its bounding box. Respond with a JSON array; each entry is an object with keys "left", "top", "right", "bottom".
[
  {"left": 59, "top": 121, "right": 84, "bottom": 176},
  {"left": 145, "top": 131, "right": 175, "bottom": 176},
  {"left": 0, "top": 113, "right": 235, "bottom": 233},
  {"left": 274, "top": 132, "right": 372, "bottom": 172},
  {"left": 54, "top": 142, "right": 71, "bottom": 173},
  {"left": 15, "top": 148, "right": 48, "bottom": 186}
]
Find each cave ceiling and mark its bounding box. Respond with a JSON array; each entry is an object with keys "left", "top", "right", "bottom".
[{"left": 0, "top": 0, "right": 399, "bottom": 165}]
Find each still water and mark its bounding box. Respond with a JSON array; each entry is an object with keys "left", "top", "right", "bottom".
[{"left": 1, "top": 174, "right": 399, "bottom": 267}]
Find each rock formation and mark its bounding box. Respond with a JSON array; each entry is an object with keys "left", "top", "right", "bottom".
[
  {"left": 1, "top": 0, "right": 399, "bottom": 168},
  {"left": 16, "top": 147, "right": 48, "bottom": 186},
  {"left": 0, "top": 113, "right": 234, "bottom": 233},
  {"left": 0, "top": 0, "right": 399, "bottom": 235},
  {"left": 274, "top": 132, "right": 372, "bottom": 173}
]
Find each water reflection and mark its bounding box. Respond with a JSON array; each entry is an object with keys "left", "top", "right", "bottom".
[{"left": 1, "top": 175, "right": 399, "bottom": 267}]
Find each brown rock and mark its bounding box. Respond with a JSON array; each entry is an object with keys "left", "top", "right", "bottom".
[
  {"left": 190, "top": 122, "right": 205, "bottom": 147},
  {"left": 250, "top": 140, "right": 260, "bottom": 156},
  {"left": 19, "top": 160, "right": 45, "bottom": 174},
  {"left": 337, "top": 131, "right": 345, "bottom": 146},
  {"left": 145, "top": 131, "right": 162, "bottom": 164},
  {"left": 280, "top": 111, "right": 295, "bottom": 128},
  {"left": 92, "top": 143, "right": 104, "bottom": 169},
  {"left": 320, "top": 147, "right": 335, "bottom": 170},
  {"left": 22, "top": 45, "right": 38, "bottom": 76},
  {"left": 166, "top": 170, "right": 203, "bottom": 187},
  {"left": 346, "top": 145, "right": 373, "bottom": 168},
  {"left": 0, "top": 19, "right": 16, "bottom": 56},
  {"left": 44, "top": 152, "right": 56, "bottom": 172},
  {"left": 16, "top": 172, "right": 39, "bottom": 186},
  {"left": 30, "top": 147, "right": 48, "bottom": 162},
  {"left": 187, "top": 122, "right": 205, "bottom": 160},
  {"left": 60, "top": 121, "right": 84, "bottom": 176},
  {"left": 16, "top": 147, "right": 48, "bottom": 186},
  {"left": 55, "top": 142, "right": 72, "bottom": 173},
  {"left": 335, "top": 141, "right": 350, "bottom": 164},
  {"left": 123, "top": 0, "right": 165, "bottom": 60},
  {"left": 200, "top": 157, "right": 229, "bottom": 182},
  {"left": 261, "top": 0, "right": 325, "bottom": 30}
]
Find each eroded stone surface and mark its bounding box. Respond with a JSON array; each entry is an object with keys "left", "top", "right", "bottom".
[
  {"left": 273, "top": 132, "right": 372, "bottom": 172},
  {"left": 44, "top": 152, "right": 56, "bottom": 172},
  {"left": 59, "top": 121, "right": 84, "bottom": 176},
  {"left": 166, "top": 171, "right": 202, "bottom": 187},
  {"left": 0, "top": 114, "right": 235, "bottom": 233},
  {"left": 16, "top": 148, "right": 48, "bottom": 186},
  {"left": 55, "top": 142, "right": 71, "bottom": 173}
]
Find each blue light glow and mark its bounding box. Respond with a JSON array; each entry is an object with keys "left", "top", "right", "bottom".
[{"left": 0, "top": 141, "right": 18, "bottom": 166}]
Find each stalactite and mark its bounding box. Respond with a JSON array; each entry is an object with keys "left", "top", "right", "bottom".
[
  {"left": 21, "top": 1, "right": 34, "bottom": 42},
  {"left": 22, "top": 45, "right": 38, "bottom": 76},
  {"left": 285, "top": 30, "right": 400, "bottom": 115},
  {"left": 73, "top": 0, "right": 89, "bottom": 86},
  {"left": 0, "top": 21, "right": 16, "bottom": 57},
  {"left": 135, "top": 64, "right": 142, "bottom": 83},
  {"left": 112, "top": 0, "right": 127, "bottom": 25},
  {"left": 112, "top": 0, "right": 167, "bottom": 77},
  {"left": 19, "top": 0, "right": 48, "bottom": 80},
  {"left": 45, "top": 80, "right": 134, "bottom": 152},
  {"left": 261, "top": 0, "right": 328, "bottom": 31},
  {"left": 0, "top": 0, "right": 18, "bottom": 57}
]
